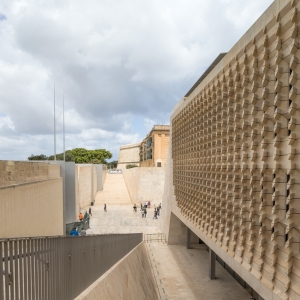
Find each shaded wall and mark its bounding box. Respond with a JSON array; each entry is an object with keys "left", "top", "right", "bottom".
[
  {"left": 75, "top": 243, "right": 159, "bottom": 300},
  {"left": 122, "top": 167, "right": 165, "bottom": 205},
  {"left": 0, "top": 178, "right": 63, "bottom": 238}
]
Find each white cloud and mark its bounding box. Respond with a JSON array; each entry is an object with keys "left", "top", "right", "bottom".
[{"left": 0, "top": 0, "right": 273, "bottom": 161}]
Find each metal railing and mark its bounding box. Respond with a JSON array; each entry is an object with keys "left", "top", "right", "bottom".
[
  {"left": 144, "top": 233, "right": 166, "bottom": 243},
  {"left": 1, "top": 233, "right": 142, "bottom": 300}
]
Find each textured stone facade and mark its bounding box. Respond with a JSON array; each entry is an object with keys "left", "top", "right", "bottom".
[
  {"left": 117, "top": 142, "right": 141, "bottom": 170},
  {"left": 162, "top": 1, "right": 300, "bottom": 299},
  {"left": 0, "top": 160, "right": 60, "bottom": 187}
]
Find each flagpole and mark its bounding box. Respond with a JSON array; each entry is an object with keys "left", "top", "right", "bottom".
[
  {"left": 54, "top": 82, "right": 56, "bottom": 161},
  {"left": 63, "top": 93, "right": 65, "bottom": 161}
]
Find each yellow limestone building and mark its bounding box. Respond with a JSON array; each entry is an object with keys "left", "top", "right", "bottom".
[
  {"left": 161, "top": 1, "right": 300, "bottom": 299},
  {"left": 139, "top": 125, "right": 170, "bottom": 167}
]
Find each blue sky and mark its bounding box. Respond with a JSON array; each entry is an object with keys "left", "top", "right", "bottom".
[{"left": 0, "top": 0, "right": 273, "bottom": 161}]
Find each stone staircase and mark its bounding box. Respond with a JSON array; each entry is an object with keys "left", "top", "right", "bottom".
[{"left": 95, "top": 173, "right": 132, "bottom": 205}]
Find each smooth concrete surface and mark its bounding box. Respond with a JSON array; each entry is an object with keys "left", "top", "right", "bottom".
[
  {"left": 148, "top": 243, "right": 250, "bottom": 300},
  {"left": 0, "top": 178, "right": 64, "bottom": 238},
  {"left": 84, "top": 201, "right": 252, "bottom": 300},
  {"left": 76, "top": 165, "right": 93, "bottom": 209},
  {"left": 75, "top": 243, "right": 159, "bottom": 300},
  {"left": 123, "top": 167, "right": 165, "bottom": 206}
]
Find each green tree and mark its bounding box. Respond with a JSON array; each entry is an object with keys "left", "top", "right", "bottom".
[
  {"left": 28, "top": 154, "right": 48, "bottom": 160},
  {"left": 107, "top": 160, "right": 118, "bottom": 169}
]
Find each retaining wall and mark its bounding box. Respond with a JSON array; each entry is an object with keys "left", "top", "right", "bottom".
[
  {"left": 122, "top": 167, "right": 165, "bottom": 206},
  {"left": 75, "top": 242, "right": 159, "bottom": 300}
]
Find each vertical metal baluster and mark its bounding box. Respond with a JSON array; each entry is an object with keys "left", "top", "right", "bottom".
[
  {"left": 41, "top": 238, "right": 45, "bottom": 300},
  {"left": 45, "top": 238, "right": 49, "bottom": 300},
  {"left": 23, "top": 239, "right": 28, "bottom": 300},
  {"left": 37, "top": 239, "right": 41, "bottom": 300},
  {"left": 34, "top": 239, "right": 39, "bottom": 300},
  {"left": 68, "top": 237, "right": 72, "bottom": 300},
  {"left": 57, "top": 237, "right": 63, "bottom": 299},
  {"left": 0, "top": 242, "right": 4, "bottom": 300},
  {"left": 14, "top": 240, "right": 19, "bottom": 300},
  {"left": 27, "top": 239, "right": 32, "bottom": 300},
  {"left": 9, "top": 240, "right": 14, "bottom": 300},
  {"left": 55, "top": 237, "right": 59, "bottom": 299},
  {"left": 4, "top": 240, "right": 9, "bottom": 300},
  {"left": 48, "top": 238, "right": 54, "bottom": 300},
  {"left": 31, "top": 239, "right": 35, "bottom": 300}
]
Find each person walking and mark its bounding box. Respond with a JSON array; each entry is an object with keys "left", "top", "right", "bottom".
[
  {"left": 104, "top": 204, "right": 107, "bottom": 212},
  {"left": 156, "top": 206, "right": 160, "bottom": 216},
  {"left": 153, "top": 210, "right": 158, "bottom": 219},
  {"left": 89, "top": 207, "right": 92, "bottom": 217},
  {"left": 144, "top": 208, "right": 147, "bottom": 218},
  {"left": 78, "top": 212, "right": 83, "bottom": 221}
]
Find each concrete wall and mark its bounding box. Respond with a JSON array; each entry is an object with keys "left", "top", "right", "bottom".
[
  {"left": 75, "top": 243, "right": 159, "bottom": 300},
  {"left": 75, "top": 164, "right": 107, "bottom": 217},
  {"left": 76, "top": 165, "right": 92, "bottom": 210},
  {"left": 122, "top": 167, "right": 165, "bottom": 206},
  {"left": 0, "top": 178, "right": 64, "bottom": 238}
]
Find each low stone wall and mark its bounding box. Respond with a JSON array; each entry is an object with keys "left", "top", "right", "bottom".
[
  {"left": 0, "top": 178, "right": 64, "bottom": 238},
  {"left": 75, "top": 243, "right": 159, "bottom": 300},
  {"left": 122, "top": 167, "right": 165, "bottom": 206}
]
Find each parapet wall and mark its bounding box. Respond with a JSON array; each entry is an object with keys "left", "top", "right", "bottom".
[
  {"left": 75, "top": 242, "right": 159, "bottom": 300},
  {"left": 123, "top": 167, "right": 165, "bottom": 205},
  {"left": 0, "top": 160, "right": 60, "bottom": 187}
]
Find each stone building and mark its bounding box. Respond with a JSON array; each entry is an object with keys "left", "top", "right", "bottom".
[
  {"left": 117, "top": 142, "right": 141, "bottom": 170},
  {"left": 139, "top": 125, "right": 170, "bottom": 167},
  {"left": 161, "top": 0, "right": 300, "bottom": 299}
]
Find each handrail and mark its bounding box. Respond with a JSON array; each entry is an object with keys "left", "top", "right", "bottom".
[
  {"left": 1, "top": 233, "right": 142, "bottom": 300},
  {"left": 144, "top": 233, "right": 166, "bottom": 243}
]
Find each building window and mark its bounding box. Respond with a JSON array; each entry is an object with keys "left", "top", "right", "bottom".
[{"left": 157, "top": 162, "right": 161, "bottom": 167}]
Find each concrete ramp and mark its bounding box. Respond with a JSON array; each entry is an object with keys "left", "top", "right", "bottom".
[
  {"left": 95, "top": 173, "right": 131, "bottom": 205},
  {"left": 75, "top": 243, "right": 159, "bottom": 300}
]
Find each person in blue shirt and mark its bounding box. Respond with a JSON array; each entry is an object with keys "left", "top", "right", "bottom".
[{"left": 70, "top": 227, "right": 79, "bottom": 236}]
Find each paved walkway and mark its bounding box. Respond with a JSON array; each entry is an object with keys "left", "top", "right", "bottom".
[
  {"left": 95, "top": 173, "right": 131, "bottom": 205},
  {"left": 86, "top": 200, "right": 250, "bottom": 300}
]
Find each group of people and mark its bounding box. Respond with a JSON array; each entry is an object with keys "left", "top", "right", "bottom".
[
  {"left": 139, "top": 202, "right": 161, "bottom": 219},
  {"left": 70, "top": 207, "right": 93, "bottom": 236}
]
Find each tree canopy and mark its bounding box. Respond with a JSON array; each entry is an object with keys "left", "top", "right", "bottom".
[{"left": 28, "top": 148, "right": 112, "bottom": 164}]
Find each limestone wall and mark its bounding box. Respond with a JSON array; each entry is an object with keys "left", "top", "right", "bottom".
[
  {"left": 0, "top": 178, "right": 64, "bottom": 238},
  {"left": 123, "top": 167, "right": 165, "bottom": 206},
  {"left": 102, "top": 165, "right": 107, "bottom": 188},
  {"left": 161, "top": 0, "right": 300, "bottom": 299},
  {"left": 75, "top": 243, "right": 159, "bottom": 300},
  {"left": 117, "top": 142, "right": 140, "bottom": 170},
  {"left": 0, "top": 160, "right": 50, "bottom": 187}
]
